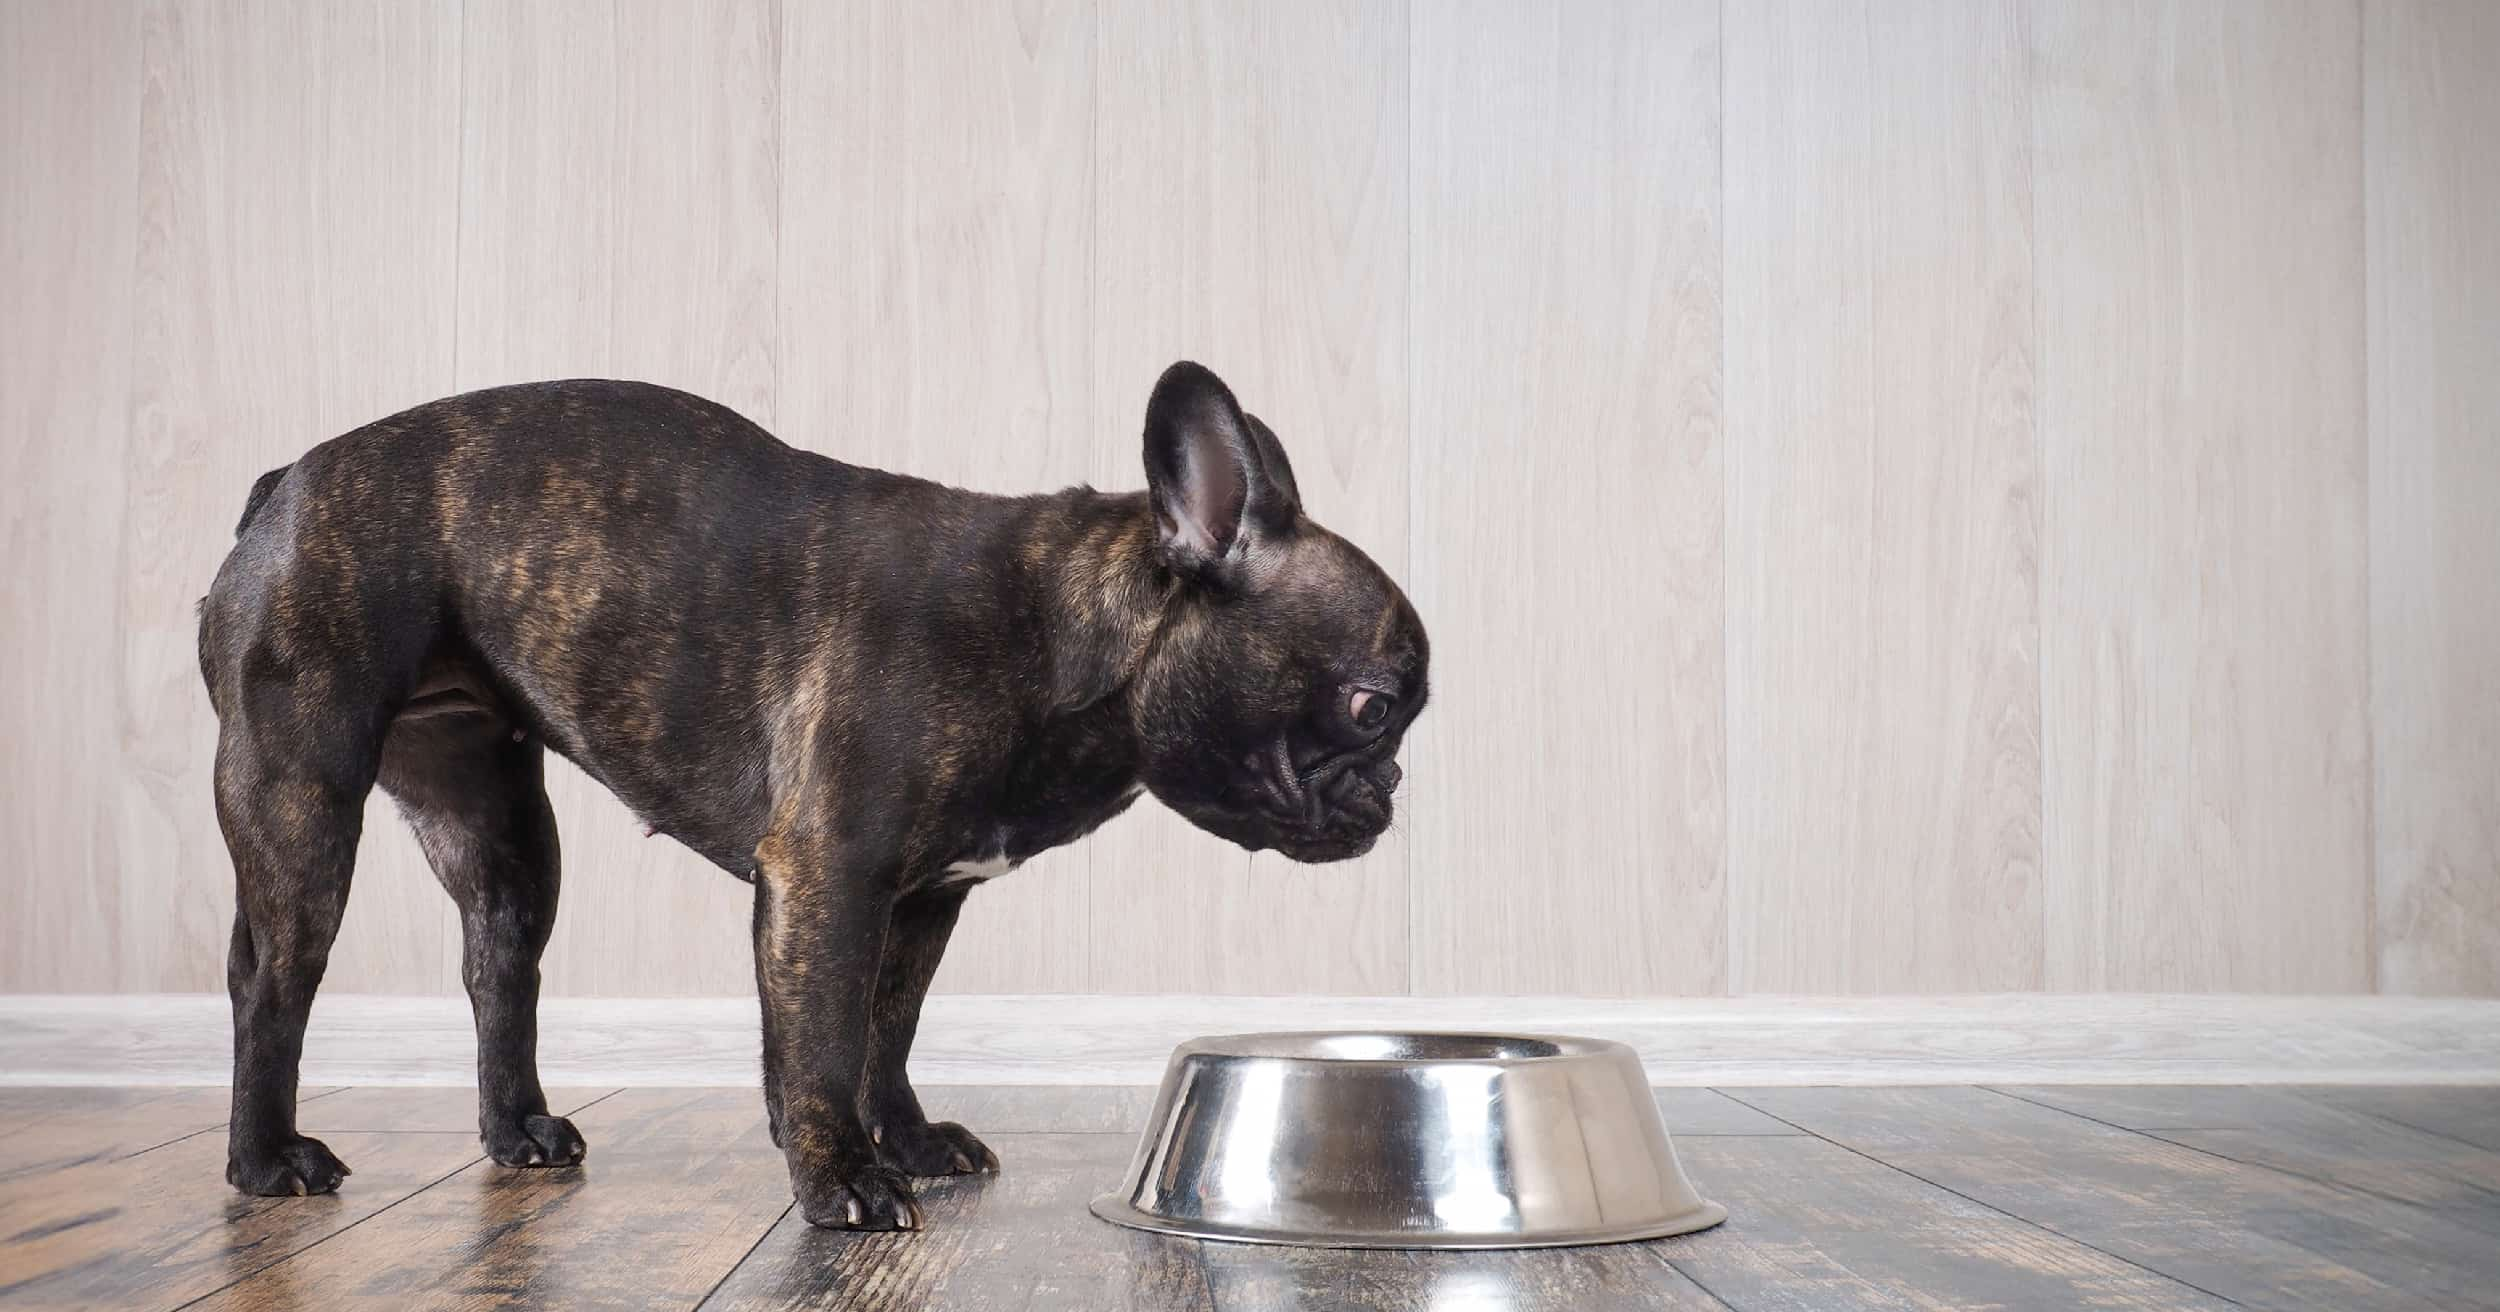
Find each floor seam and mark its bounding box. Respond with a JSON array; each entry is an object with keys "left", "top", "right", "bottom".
[
  {"left": 1979, "top": 1086, "right": 2239, "bottom": 1136},
  {"left": 168, "top": 1152, "right": 489, "bottom": 1310},
  {"left": 692, "top": 1200, "right": 795, "bottom": 1311},
  {"left": 118, "top": 1125, "right": 218, "bottom": 1161},
  {"left": 1982, "top": 1087, "right": 2500, "bottom": 1218},
  {"left": 563, "top": 1088, "right": 629, "bottom": 1117},
  {"left": 2280, "top": 1089, "right": 2500, "bottom": 1156},
  {"left": 119, "top": 1086, "right": 354, "bottom": 1161},
  {"left": 1656, "top": 1249, "right": 1738, "bottom": 1310},
  {"left": 1714, "top": 1090, "right": 2251, "bottom": 1310}
]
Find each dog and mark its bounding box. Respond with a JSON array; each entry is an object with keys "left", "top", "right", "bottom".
[{"left": 196, "top": 361, "right": 1429, "bottom": 1229}]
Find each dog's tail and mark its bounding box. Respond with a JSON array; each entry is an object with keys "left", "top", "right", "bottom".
[{"left": 235, "top": 465, "right": 291, "bottom": 537}]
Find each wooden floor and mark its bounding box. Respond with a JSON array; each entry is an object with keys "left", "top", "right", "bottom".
[{"left": 2, "top": 1085, "right": 2495, "bottom": 1310}]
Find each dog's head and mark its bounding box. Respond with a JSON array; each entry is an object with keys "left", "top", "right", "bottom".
[{"left": 1128, "top": 362, "right": 1429, "bottom": 863}]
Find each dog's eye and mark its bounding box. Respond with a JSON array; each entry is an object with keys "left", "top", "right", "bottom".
[{"left": 1349, "top": 688, "right": 1393, "bottom": 730}]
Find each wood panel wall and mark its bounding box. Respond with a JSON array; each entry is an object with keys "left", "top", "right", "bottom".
[{"left": 1, "top": 0, "right": 2491, "bottom": 999}]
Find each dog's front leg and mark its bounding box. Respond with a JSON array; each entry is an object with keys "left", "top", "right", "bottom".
[{"left": 754, "top": 834, "right": 919, "bottom": 1231}]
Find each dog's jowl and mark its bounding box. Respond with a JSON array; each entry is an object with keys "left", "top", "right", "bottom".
[{"left": 197, "top": 362, "right": 1430, "bottom": 1229}]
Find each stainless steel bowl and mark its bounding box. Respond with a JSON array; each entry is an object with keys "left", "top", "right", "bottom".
[{"left": 1090, "top": 1032, "right": 1726, "bottom": 1249}]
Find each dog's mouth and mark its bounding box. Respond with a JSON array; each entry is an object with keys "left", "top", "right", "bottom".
[{"left": 1241, "top": 735, "right": 1400, "bottom": 862}]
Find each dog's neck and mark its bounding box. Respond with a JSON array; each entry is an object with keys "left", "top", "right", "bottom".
[{"left": 1017, "top": 489, "right": 1176, "bottom": 717}]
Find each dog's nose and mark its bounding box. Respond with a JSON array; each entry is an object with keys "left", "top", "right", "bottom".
[{"left": 1368, "top": 761, "right": 1402, "bottom": 794}]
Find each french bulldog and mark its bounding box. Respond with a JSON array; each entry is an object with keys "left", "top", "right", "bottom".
[{"left": 196, "top": 362, "right": 1429, "bottom": 1229}]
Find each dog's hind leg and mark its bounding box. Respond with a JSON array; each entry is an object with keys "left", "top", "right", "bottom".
[
  {"left": 215, "top": 727, "right": 373, "bottom": 1196},
  {"left": 379, "top": 714, "right": 583, "bottom": 1167}
]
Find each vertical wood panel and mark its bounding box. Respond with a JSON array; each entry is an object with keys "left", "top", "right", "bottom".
[
  {"left": 455, "top": 0, "right": 782, "bottom": 997},
  {"left": 1, "top": 0, "right": 2449, "bottom": 1001},
  {"left": 123, "top": 0, "right": 461, "bottom": 992},
  {"left": 1085, "top": 0, "right": 1410, "bottom": 994},
  {"left": 2367, "top": 0, "right": 2500, "bottom": 996},
  {"left": 2032, "top": 0, "right": 2371, "bottom": 991},
  {"left": 1409, "top": 0, "right": 1724, "bottom": 994},
  {"left": 0, "top": 0, "right": 142, "bottom": 989},
  {"left": 1724, "top": 0, "right": 2041, "bottom": 992},
  {"left": 778, "top": 0, "right": 1096, "bottom": 993}
]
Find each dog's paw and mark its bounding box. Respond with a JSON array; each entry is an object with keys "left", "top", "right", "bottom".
[
  {"left": 796, "top": 1162, "right": 922, "bottom": 1232},
  {"left": 226, "top": 1135, "right": 353, "bottom": 1197},
  {"left": 874, "top": 1118, "right": 1000, "bottom": 1178},
  {"left": 484, "top": 1113, "right": 587, "bottom": 1167}
]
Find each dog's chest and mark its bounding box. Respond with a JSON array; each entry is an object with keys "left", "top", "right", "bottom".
[
  {"left": 926, "top": 782, "right": 1145, "bottom": 892},
  {"left": 935, "top": 849, "right": 1019, "bottom": 889}
]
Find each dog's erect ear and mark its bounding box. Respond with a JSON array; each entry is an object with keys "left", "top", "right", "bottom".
[{"left": 1143, "top": 361, "right": 1301, "bottom": 582}]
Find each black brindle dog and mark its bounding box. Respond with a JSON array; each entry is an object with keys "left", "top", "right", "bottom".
[{"left": 197, "top": 362, "right": 1428, "bottom": 1229}]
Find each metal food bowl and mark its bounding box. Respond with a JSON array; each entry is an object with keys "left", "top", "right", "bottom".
[{"left": 1090, "top": 1032, "right": 1727, "bottom": 1249}]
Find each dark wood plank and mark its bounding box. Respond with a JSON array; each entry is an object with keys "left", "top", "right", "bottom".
[
  {"left": 1669, "top": 1135, "right": 2230, "bottom": 1309},
  {"left": 702, "top": 1133, "right": 1212, "bottom": 1311},
  {"left": 0, "top": 1087, "right": 342, "bottom": 1176},
  {"left": 915, "top": 1086, "right": 1162, "bottom": 1136},
  {"left": 1991, "top": 1084, "right": 2285, "bottom": 1129},
  {"left": 0, "top": 1127, "right": 482, "bottom": 1311},
  {"left": 1201, "top": 1240, "right": 1724, "bottom": 1311},
  {"left": 2004, "top": 1085, "right": 2500, "bottom": 1234},
  {"left": 190, "top": 1088, "right": 789, "bottom": 1309},
  {"left": 1658, "top": 1089, "right": 1799, "bottom": 1137},
  {"left": 297, "top": 1086, "right": 620, "bottom": 1134},
  {"left": 2294, "top": 1085, "right": 2500, "bottom": 1152},
  {"left": 1737, "top": 1086, "right": 2500, "bottom": 1310}
]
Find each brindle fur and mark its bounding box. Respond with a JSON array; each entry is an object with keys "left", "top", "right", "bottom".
[{"left": 197, "top": 363, "right": 1429, "bottom": 1229}]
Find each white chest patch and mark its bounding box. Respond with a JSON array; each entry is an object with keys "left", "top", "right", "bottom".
[{"left": 938, "top": 852, "right": 1019, "bottom": 887}]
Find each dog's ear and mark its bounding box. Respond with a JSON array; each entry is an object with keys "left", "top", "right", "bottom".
[{"left": 1143, "top": 361, "right": 1300, "bottom": 583}]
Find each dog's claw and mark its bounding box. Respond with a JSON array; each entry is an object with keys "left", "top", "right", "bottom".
[
  {"left": 228, "top": 1135, "right": 352, "bottom": 1198},
  {"left": 484, "top": 1113, "right": 587, "bottom": 1168},
  {"left": 872, "top": 1118, "right": 999, "bottom": 1178}
]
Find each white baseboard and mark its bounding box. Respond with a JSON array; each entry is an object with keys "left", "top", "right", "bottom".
[{"left": 3, "top": 993, "right": 2496, "bottom": 1087}]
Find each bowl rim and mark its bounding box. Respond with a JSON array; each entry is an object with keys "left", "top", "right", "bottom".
[{"left": 1171, "top": 1030, "right": 1630, "bottom": 1066}]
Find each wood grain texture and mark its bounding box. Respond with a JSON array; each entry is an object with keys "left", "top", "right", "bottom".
[
  {"left": 295, "top": 1084, "right": 618, "bottom": 1134},
  {"left": 0, "top": 1127, "right": 482, "bottom": 1311},
  {"left": 0, "top": 0, "right": 142, "bottom": 992},
  {"left": 705, "top": 1134, "right": 1217, "bottom": 1312},
  {"left": 777, "top": 0, "right": 1098, "bottom": 994},
  {"left": 1724, "top": 0, "right": 2042, "bottom": 993},
  {"left": 1407, "top": 0, "right": 1725, "bottom": 995},
  {"left": 191, "top": 1088, "right": 789, "bottom": 1309},
  {"left": 2365, "top": 0, "right": 2500, "bottom": 998},
  {"left": 7, "top": 0, "right": 2485, "bottom": 1004},
  {"left": 2031, "top": 0, "right": 2372, "bottom": 992},
  {"left": 1737, "top": 1084, "right": 2499, "bottom": 1310},
  {"left": 5, "top": 1084, "right": 2500, "bottom": 1309},
  {"left": 122, "top": 0, "right": 462, "bottom": 994},
  {"left": 2293, "top": 1084, "right": 2500, "bottom": 1154},
  {"left": 1199, "top": 1238, "right": 1725, "bottom": 1311},
  {"left": 453, "top": 0, "right": 782, "bottom": 999},
  {"left": 0, "top": 1086, "right": 335, "bottom": 1173},
  {"left": 1671, "top": 1134, "right": 2231, "bottom": 1309},
  {"left": 2001, "top": 1083, "right": 2500, "bottom": 1233},
  {"left": 1084, "top": 0, "right": 1413, "bottom": 996}
]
